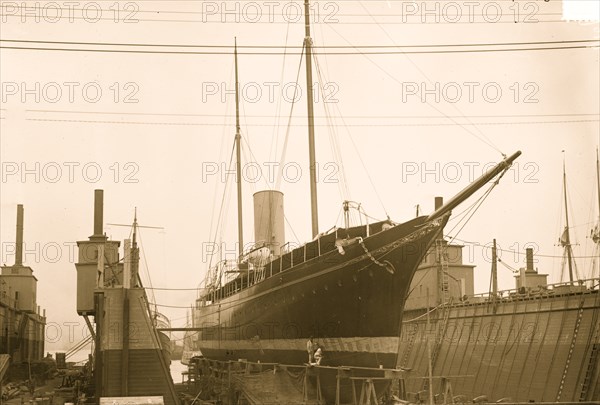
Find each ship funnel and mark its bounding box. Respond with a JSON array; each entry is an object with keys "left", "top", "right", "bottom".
[
  {"left": 253, "top": 190, "right": 285, "bottom": 256},
  {"left": 526, "top": 248, "right": 534, "bottom": 272},
  {"left": 15, "top": 204, "right": 24, "bottom": 266},
  {"left": 93, "top": 189, "right": 104, "bottom": 237}
]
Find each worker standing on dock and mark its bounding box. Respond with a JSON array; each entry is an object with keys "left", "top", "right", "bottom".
[
  {"left": 314, "top": 346, "right": 323, "bottom": 365},
  {"left": 307, "top": 336, "right": 315, "bottom": 363}
]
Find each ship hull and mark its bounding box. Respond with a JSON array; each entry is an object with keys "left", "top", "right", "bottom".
[
  {"left": 192, "top": 215, "right": 448, "bottom": 369},
  {"left": 400, "top": 287, "right": 600, "bottom": 401}
]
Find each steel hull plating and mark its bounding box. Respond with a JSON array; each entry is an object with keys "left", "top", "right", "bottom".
[
  {"left": 400, "top": 287, "right": 600, "bottom": 401},
  {"left": 192, "top": 215, "right": 448, "bottom": 369}
]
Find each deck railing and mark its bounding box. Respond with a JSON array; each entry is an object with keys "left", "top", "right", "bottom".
[{"left": 463, "top": 278, "right": 599, "bottom": 304}]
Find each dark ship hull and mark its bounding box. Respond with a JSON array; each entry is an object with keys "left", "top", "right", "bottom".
[
  {"left": 399, "top": 284, "right": 600, "bottom": 401},
  {"left": 193, "top": 215, "right": 449, "bottom": 368}
]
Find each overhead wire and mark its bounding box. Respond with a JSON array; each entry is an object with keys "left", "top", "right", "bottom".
[
  {"left": 269, "top": 13, "right": 294, "bottom": 164},
  {"left": 4, "top": 38, "right": 594, "bottom": 49},
  {"left": 0, "top": 12, "right": 572, "bottom": 25},
  {"left": 21, "top": 109, "right": 600, "bottom": 119},
  {"left": 21, "top": 118, "right": 600, "bottom": 126},
  {"left": 2, "top": 43, "right": 596, "bottom": 55},
  {"left": 358, "top": 0, "right": 505, "bottom": 156}
]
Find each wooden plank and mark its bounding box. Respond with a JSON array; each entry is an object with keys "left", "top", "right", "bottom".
[
  {"left": 0, "top": 354, "right": 10, "bottom": 380},
  {"left": 100, "top": 396, "right": 164, "bottom": 405}
]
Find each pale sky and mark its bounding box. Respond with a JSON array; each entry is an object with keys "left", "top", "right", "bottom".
[{"left": 1, "top": 0, "right": 599, "bottom": 350}]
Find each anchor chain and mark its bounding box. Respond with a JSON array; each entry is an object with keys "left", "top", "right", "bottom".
[{"left": 358, "top": 237, "right": 395, "bottom": 274}]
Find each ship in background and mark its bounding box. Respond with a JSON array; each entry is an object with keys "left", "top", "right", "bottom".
[
  {"left": 187, "top": 4, "right": 523, "bottom": 375},
  {"left": 0, "top": 205, "right": 46, "bottom": 370},
  {"left": 398, "top": 152, "right": 600, "bottom": 401},
  {"left": 73, "top": 190, "right": 178, "bottom": 404}
]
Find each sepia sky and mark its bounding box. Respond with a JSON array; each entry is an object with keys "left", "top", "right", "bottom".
[{"left": 0, "top": 0, "right": 599, "bottom": 350}]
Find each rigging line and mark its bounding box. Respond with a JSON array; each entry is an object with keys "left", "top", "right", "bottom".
[
  {"left": 0, "top": 6, "right": 568, "bottom": 19},
  {"left": 553, "top": 164, "right": 563, "bottom": 278},
  {"left": 329, "top": 117, "right": 352, "bottom": 203},
  {"left": 406, "top": 267, "right": 435, "bottom": 299},
  {"left": 560, "top": 161, "right": 580, "bottom": 281},
  {"left": 0, "top": 13, "right": 575, "bottom": 24},
  {"left": 2, "top": 44, "right": 596, "bottom": 54},
  {"left": 311, "top": 51, "right": 351, "bottom": 203},
  {"left": 151, "top": 303, "right": 195, "bottom": 309},
  {"left": 330, "top": 102, "right": 390, "bottom": 217},
  {"left": 322, "top": 22, "right": 577, "bottom": 155},
  {"left": 239, "top": 134, "right": 254, "bottom": 196},
  {"left": 497, "top": 258, "right": 519, "bottom": 273},
  {"left": 448, "top": 236, "right": 600, "bottom": 259},
  {"left": 443, "top": 188, "right": 504, "bottom": 224},
  {"left": 220, "top": 165, "right": 236, "bottom": 261},
  {"left": 25, "top": 109, "right": 600, "bottom": 119},
  {"left": 445, "top": 183, "right": 497, "bottom": 248},
  {"left": 208, "top": 140, "right": 237, "bottom": 270},
  {"left": 444, "top": 171, "right": 503, "bottom": 246},
  {"left": 566, "top": 187, "right": 582, "bottom": 281},
  {"left": 65, "top": 335, "right": 93, "bottom": 356},
  {"left": 269, "top": 12, "right": 293, "bottom": 163},
  {"left": 24, "top": 118, "right": 600, "bottom": 126},
  {"left": 207, "top": 90, "right": 234, "bottom": 268},
  {"left": 315, "top": 3, "right": 356, "bottom": 217},
  {"left": 283, "top": 212, "right": 301, "bottom": 245},
  {"left": 240, "top": 135, "right": 274, "bottom": 192},
  {"left": 315, "top": 53, "right": 353, "bottom": 203},
  {"left": 4, "top": 33, "right": 588, "bottom": 49},
  {"left": 146, "top": 286, "right": 210, "bottom": 291},
  {"left": 275, "top": 43, "right": 306, "bottom": 191},
  {"left": 357, "top": 0, "right": 503, "bottom": 156},
  {"left": 217, "top": 82, "right": 240, "bottom": 259},
  {"left": 137, "top": 229, "right": 157, "bottom": 309}
]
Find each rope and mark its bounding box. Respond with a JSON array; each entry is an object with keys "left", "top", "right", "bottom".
[
  {"left": 65, "top": 335, "right": 93, "bottom": 359},
  {"left": 334, "top": 3, "right": 506, "bottom": 157},
  {"left": 497, "top": 257, "right": 519, "bottom": 273},
  {"left": 312, "top": 52, "right": 351, "bottom": 203},
  {"left": 445, "top": 168, "right": 508, "bottom": 247},
  {"left": 207, "top": 140, "right": 237, "bottom": 272},
  {"left": 358, "top": 237, "right": 395, "bottom": 274},
  {"left": 275, "top": 43, "right": 305, "bottom": 191},
  {"left": 269, "top": 17, "right": 293, "bottom": 163}
]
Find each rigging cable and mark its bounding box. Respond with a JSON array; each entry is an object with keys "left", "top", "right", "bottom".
[
  {"left": 334, "top": 2, "right": 503, "bottom": 157},
  {"left": 137, "top": 228, "right": 158, "bottom": 312},
  {"left": 357, "top": 0, "right": 506, "bottom": 156},
  {"left": 2, "top": 38, "right": 596, "bottom": 49},
  {"left": 269, "top": 14, "right": 294, "bottom": 164},
  {"left": 275, "top": 43, "right": 305, "bottom": 190},
  {"left": 311, "top": 49, "right": 353, "bottom": 207}
]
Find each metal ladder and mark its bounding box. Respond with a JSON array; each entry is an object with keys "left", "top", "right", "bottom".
[
  {"left": 419, "top": 240, "right": 452, "bottom": 393},
  {"left": 422, "top": 304, "right": 451, "bottom": 393},
  {"left": 400, "top": 324, "right": 418, "bottom": 368},
  {"left": 436, "top": 240, "right": 449, "bottom": 305},
  {"left": 556, "top": 298, "right": 585, "bottom": 401},
  {"left": 579, "top": 320, "right": 600, "bottom": 401}
]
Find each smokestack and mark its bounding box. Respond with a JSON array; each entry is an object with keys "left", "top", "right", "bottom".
[
  {"left": 526, "top": 248, "right": 534, "bottom": 272},
  {"left": 93, "top": 189, "right": 104, "bottom": 237},
  {"left": 254, "top": 190, "right": 285, "bottom": 256},
  {"left": 15, "top": 204, "right": 23, "bottom": 266},
  {"left": 435, "top": 197, "right": 443, "bottom": 211}
]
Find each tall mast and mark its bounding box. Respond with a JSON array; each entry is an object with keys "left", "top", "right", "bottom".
[
  {"left": 491, "top": 238, "right": 498, "bottom": 297},
  {"left": 596, "top": 148, "right": 600, "bottom": 234},
  {"left": 562, "top": 157, "right": 574, "bottom": 283},
  {"left": 235, "top": 38, "right": 244, "bottom": 258},
  {"left": 304, "top": 0, "right": 319, "bottom": 238},
  {"left": 132, "top": 208, "right": 139, "bottom": 287},
  {"left": 595, "top": 148, "right": 600, "bottom": 277}
]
